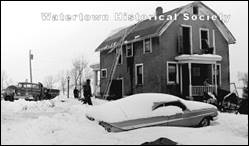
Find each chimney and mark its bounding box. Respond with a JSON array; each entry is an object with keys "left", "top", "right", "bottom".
[{"left": 156, "top": 7, "right": 163, "bottom": 17}]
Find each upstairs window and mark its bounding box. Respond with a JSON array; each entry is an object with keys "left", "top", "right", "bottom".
[
  {"left": 193, "top": 6, "right": 199, "bottom": 15},
  {"left": 144, "top": 38, "right": 152, "bottom": 53},
  {"left": 126, "top": 44, "right": 133, "bottom": 57},
  {"left": 135, "top": 64, "right": 143, "bottom": 85},
  {"left": 116, "top": 48, "right": 123, "bottom": 65},
  {"left": 200, "top": 28, "right": 209, "bottom": 50},
  {"left": 101, "top": 69, "right": 107, "bottom": 78}
]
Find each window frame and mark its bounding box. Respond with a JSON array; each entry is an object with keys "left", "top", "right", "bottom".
[
  {"left": 193, "top": 5, "right": 199, "bottom": 15},
  {"left": 126, "top": 43, "right": 133, "bottom": 57},
  {"left": 167, "top": 61, "right": 179, "bottom": 84},
  {"left": 101, "top": 68, "right": 107, "bottom": 78},
  {"left": 181, "top": 24, "right": 193, "bottom": 54},
  {"left": 143, "top": 38, "right": 152, "bottom": 54},
  {"left": 135, "top": 63, "right": 144, "bottom": 85},
  {"left": 199, "top": 28, "right": 210, "bottom": 50}
]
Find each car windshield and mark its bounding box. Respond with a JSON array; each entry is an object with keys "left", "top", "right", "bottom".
[{"left": 32, "top": 84, "right": 40, "bottom": 89}]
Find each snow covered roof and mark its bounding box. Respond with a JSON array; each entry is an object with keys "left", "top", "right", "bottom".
[{"left": 175, "top": 54, "right": 222, "bottom": 63}]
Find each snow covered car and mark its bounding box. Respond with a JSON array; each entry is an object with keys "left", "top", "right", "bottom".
[{"left": 86, "top": 93, "right": 218, "bottom": 132}]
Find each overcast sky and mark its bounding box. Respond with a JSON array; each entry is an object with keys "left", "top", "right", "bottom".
[{"left": 1, "top": 1, "right": 248, "bottom": 84}]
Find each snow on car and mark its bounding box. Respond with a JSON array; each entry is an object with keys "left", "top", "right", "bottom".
[{"left": 85, "top": 93, "right": 218, "bottom": 132}]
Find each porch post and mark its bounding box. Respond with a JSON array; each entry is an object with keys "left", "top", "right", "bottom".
[
  {"left": 188, "top": 62, "right": 192, "bottom": 97},
  {"left": 180, "top": 64, "right": 183, "bottom": 94},
  {"left": 214, "top": 63, "right": 218, "bottom": 94}
]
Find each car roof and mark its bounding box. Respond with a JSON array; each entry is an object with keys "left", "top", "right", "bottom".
[{"left": 18, "top": 82, "right": 39, "bottom": 85}]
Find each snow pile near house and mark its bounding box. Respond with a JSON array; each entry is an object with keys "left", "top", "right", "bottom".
[
  {"left": 1, "top": 95, "right": 248, "bottom": 145},
  {"left": 87, "top": 93, "right": 215, "bottom": 123}
]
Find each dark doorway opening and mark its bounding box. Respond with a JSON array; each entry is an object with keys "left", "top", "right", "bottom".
[{"left": 109, "top": 79, "right": 123, "bottom": 100}]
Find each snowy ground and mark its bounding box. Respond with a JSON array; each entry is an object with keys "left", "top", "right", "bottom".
[{"left": 1, "top": 96, "right": 248, "bottom": 145}]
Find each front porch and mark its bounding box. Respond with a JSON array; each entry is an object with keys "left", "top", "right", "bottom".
[{"left": 175, "top": 54, "right": 222, "bottom": 98}]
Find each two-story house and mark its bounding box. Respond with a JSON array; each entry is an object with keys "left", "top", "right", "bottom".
[{"left": 94, "top": 1, "right": 236, "bottom": 100}]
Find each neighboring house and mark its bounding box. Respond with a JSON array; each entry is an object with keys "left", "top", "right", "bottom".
[{"left": 94, "top": 1, "right": 236, "bottom": 100}]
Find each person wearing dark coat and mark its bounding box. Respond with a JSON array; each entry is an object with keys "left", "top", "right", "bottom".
[
  {"left": 73, "top": 87, "right": 79, "bottom": 99},
  {"left": 83, "top": 79, "right": 93, "bottom": 105}
]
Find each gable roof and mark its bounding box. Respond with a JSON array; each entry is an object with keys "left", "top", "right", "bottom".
[{"left": 95, "top": 1, "right": 236, "bottom": 52}]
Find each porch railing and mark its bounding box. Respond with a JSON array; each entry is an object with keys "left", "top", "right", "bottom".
[{"left": 192, "top": 85, "right": 216, "bottom": 96}]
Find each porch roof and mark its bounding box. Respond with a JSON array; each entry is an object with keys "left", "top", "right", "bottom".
[
  {"left": 175, "top": 54, "right": 222, "bottom": 64},
  {"left": 90, "top": 63, "right": 100, "bottom": 71}
]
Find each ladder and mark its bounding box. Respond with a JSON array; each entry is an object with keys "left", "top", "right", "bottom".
[{"left": 103, "top": 24, "right": 138, "bottom": 99}]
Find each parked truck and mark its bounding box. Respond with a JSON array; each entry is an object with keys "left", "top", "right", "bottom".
[{"left": 2, "top": 82, "right": 60, "bottom": 101}]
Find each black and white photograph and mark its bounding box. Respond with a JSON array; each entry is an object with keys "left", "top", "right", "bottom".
[{"left": 1, "top": 1, "right": 248, "bottom": 145}]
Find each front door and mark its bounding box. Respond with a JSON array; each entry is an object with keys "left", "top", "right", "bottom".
[{"left": 182, "top": 64, "right": 189, "bottom": 97}]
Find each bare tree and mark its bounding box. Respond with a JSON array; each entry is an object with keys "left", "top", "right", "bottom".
[
  {"left": 44, "top": 75, "right": 57, "bottom": 89},
  {"left": 71, "top": 57, "right": 87, "bottom": 86},
  {"left": 70, "top": 56, "right": 92, "bottom": 98}
]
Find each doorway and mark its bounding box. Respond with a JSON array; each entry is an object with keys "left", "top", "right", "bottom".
[{"left": 109, "top": 79, "right": 123, "bottom": 100}]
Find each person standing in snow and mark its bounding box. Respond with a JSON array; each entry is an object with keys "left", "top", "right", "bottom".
[
  {"left": 73, "top": 87, "right": 79, "bottom": 99},
  {"left": 83, "top": 79, "right": 93, "bottom": 105}
]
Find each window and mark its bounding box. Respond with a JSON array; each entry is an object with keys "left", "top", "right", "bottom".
[
  {"left": 180, "top": 25, "right": 192, "bottom": 54},
  {"left": 126, "top": 44, "right": 133, "bottom": 57},
  {"left": 193, "top": 6, "right": 199, "bottom": 15},
  {"left": 200, "top": 28, "right": 209, "bottom": 50},
  {"left": 32, "top": 84, "right": 40, "bottom": 89},
  {"left": 26, "top": 84, "right": 32, "bottom": 88},
  {"left": 144, "top": 38, "right": 152, "bottom": 53},
  {"left": 167, "top": 62, "right": 178, "bottom": 84},
  {"left": 135, "top": 64, "right": 143, "bottom": 85},
  {"left": 101, "top": 69, "right": 107, "bottom": 78}
]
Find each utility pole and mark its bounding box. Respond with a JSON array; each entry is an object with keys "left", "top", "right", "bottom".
[{"left": 29, "top": 50, "right": 33, "bottom": 83}]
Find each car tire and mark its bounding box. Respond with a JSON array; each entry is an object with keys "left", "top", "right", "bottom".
[{"left": 199, "top": 117, "right": 210, "bottom": 127}]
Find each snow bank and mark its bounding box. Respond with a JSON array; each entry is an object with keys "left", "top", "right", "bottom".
[
  {"left": 1, "top": 99, "right": 56, "bottom": 112},
  {"left": 1, "top": 95, "right": 248, "bottom": 145}
]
